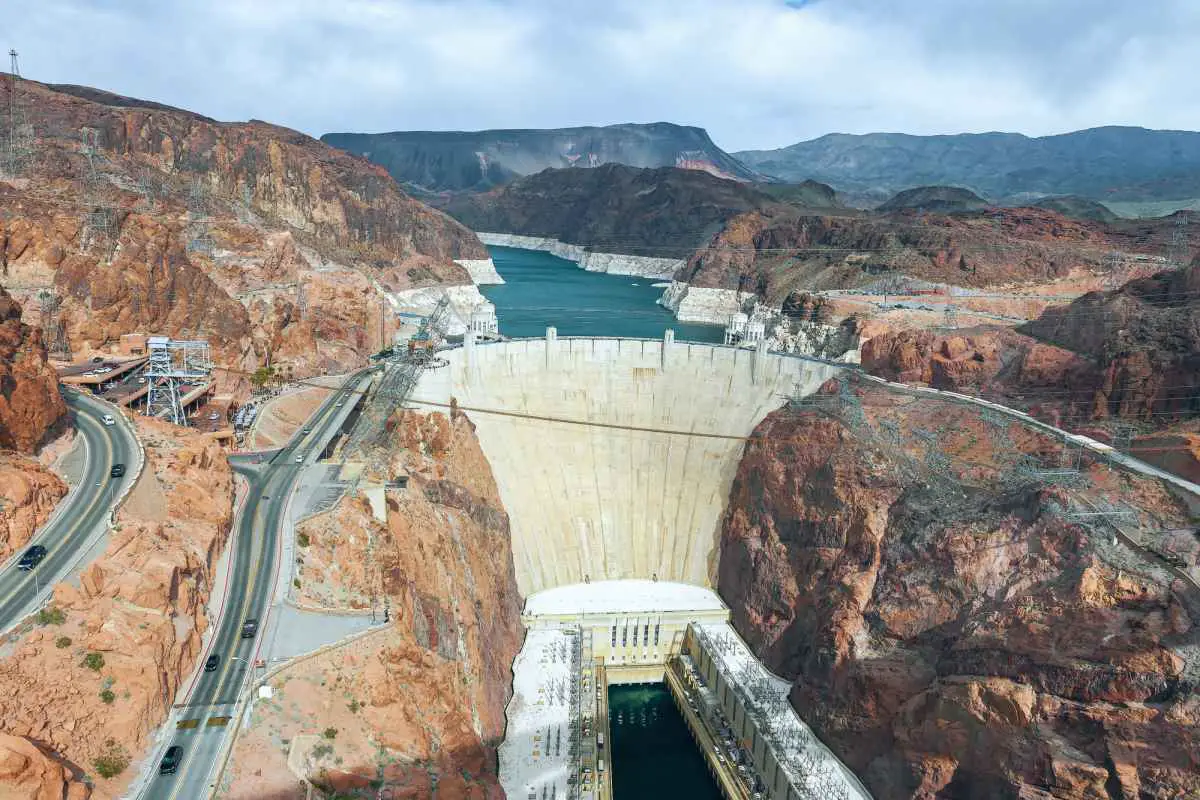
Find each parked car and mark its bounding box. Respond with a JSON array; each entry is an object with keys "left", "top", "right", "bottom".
[
  {"left": 17, "top": 545, "right": 47, "bottom": 571},
  {"left": 102, "top": 414, "right": 115, "bottom": 426},
  {"left": 208, "top": 411, "right": 220, "bottom": 421},
  {"left": 110, "top": 463, "right": 126, "bottom": 478},
  {"left": 158, "top": 745, "right": 183, "bottom": 775},
  {"left": 91, "top": 356, "right": 104, "bottom": 363},
  {"left": 241, "top": 619, "right": 259, "bottom": 639},
  {"left": 204, "top": 654, "right": 220, "bottom": 672}
]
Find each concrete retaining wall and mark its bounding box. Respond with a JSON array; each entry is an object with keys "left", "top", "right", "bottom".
[{"left": 411, "top": 333, "right": 845, "bottom": 595}]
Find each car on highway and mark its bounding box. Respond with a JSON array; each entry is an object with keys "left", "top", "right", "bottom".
[
  {"left": 204, "top": 654, "right": 220, "bottom": 672},
  {"left": 158, "top": 745, "right": 183, "bottom": 775},
  {"left": 241, "top": 619, "right": 259, "bottom": 639},
  {"left": 137, "top": 377, "right": 146, "bottom": 384},
  {"left": 110, "top": 463, "right": 126, "bottom": 478},
  {"left": 102, "top": 414, "right": 115, "bottom": 426},
  {"left": 302, "top": 426, "right": 311, "bottom": 434},
  {"left": 294, "top": 453, "right": 304, "bottom": 463},
  {"left": 17, "top": 545, "right": 47, "bottom": 571}
]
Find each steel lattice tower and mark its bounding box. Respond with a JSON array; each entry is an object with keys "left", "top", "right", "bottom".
[{"left": 144, "top": 336, "right": 212, "bottom": 425}]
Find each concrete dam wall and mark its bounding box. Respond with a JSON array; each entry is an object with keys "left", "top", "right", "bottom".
[{"left": 410, "top": 333, "right": 846, "bottom": 596}]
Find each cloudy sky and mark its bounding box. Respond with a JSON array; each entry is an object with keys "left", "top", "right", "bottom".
[{"left": 2, "top": 0, "right": 1198, "bottom": 151}]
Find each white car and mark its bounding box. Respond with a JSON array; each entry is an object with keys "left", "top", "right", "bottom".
[
  {"left": 102, "top": 414, "right": 115, "bottom": 426},
  {"left": 294, "top": 453, "right": 304, "bottom": 463},
  {"left": 208, "top": 412, "right": 220, "bottom": 421}
]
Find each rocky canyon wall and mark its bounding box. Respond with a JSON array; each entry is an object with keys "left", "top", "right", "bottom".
[
  {"left": 0, "top": 285, "right": 66, "bottom": 453},
  {"left": 0, "top": 79, "right": 489, "bottom": 390},
  {"left": 717, "top": 383, "right": 1199, "bottom": 799},
  {"left": 225, "top": 408, "right": 523, "bottom": 798},
  {"left": 0, "top": 418, "right": 233, "bottom": 799}
]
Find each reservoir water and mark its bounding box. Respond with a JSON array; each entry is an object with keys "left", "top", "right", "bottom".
[
  {"left": 608, "top": 684, "right": 721, "bottom": 799},
  {"left": 481, "top": 246, "right": 725, "bottom": 342}
]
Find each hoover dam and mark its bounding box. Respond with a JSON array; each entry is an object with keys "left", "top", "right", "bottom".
[
  {"left": 411, "top": 329, "right": 869, "bottom": 800},
  {"left": 410, "top": 331, "right": 847, "bottom": 595}
]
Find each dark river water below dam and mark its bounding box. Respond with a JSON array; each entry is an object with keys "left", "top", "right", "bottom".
[
  {"left": 608, "top": 684, "right": 721, "bottom": 799},
  {"left": 480, "top": 246, "right": 725, "bottom": 342}
]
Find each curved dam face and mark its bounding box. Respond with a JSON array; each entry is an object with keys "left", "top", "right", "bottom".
[{"left": 410, "top": 332, "right": 845, "bottom": 596}]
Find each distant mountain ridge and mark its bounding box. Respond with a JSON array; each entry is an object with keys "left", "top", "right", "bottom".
[
  {"left": 442, "top": 164, "right": 787, "bottom": 258},
  {"left": 321, "top": 122, "right": 762, "bottom": 193},
  {"left": 736, "top": 126, "right": 1200, "bottom": 205}
]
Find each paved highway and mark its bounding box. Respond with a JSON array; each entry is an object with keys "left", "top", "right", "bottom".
[
  {"left": 139, "top": 372, "right": 369, "bottom": 800},
  {"left": 0, "top": 389, "right": 140, "bottom": 632}
]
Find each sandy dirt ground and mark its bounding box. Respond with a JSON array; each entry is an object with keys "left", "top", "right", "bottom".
[{"left": 246, "top": 379, "right": 341, "bottom": 450}]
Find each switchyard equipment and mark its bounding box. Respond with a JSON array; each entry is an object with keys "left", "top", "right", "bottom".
[
  {"left": 346, "top": 293, "right": 453, "bottom": 458},
  {"left": 144, "top": 336, "right": 212, "bottom": 426}
]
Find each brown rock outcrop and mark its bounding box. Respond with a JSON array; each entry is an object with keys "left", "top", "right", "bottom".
[
  {"left": 1021, "top": 259, "right": 1200, "bottom": 424},
  {"left": 681, "top": 206, "right": 1115, "bottom": 300},
  {"left": 0, "top": 78, "right": 486, "bottom": 390},
  {"left": 0, "top": 733, "right": 89, "bottom": 800},
  {"left": 860, "top": 326, "right": 1087, "bottom": 419},
  {"left": 0, "top": 419, "right": 233, "bottom": 798},
  {"left": 226, "top": 408, "right": 522, "bottom": 798},
  {"left": 718, "top": 386, "right": 1199, "bottom": 799},
  {"left": 0, "top": 453, "right": 68, "bottom": 564},
  {"left": 0, "top": 285, "right": 66, "bottom": 452}
]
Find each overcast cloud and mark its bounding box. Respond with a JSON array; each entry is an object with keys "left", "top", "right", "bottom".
[{"left": 2, "top": 0, "right": 1197, "bottom": 150}]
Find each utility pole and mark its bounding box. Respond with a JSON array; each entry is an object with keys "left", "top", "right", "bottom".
[{"left": 5, "top": 49, "right": 20, "bottom": 176}]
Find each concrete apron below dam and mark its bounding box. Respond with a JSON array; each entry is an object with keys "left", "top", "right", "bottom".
[
  {"left": 409, "top": 332, "right": 864, "bottom": 798},
  {"left": 409, "top": 330, "right": 847, "bottom": 595}
]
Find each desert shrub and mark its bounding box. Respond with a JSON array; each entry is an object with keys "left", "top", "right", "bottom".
[
  {"left": 100, "top": 689, "right": 115, "bottom": 704},
  {"left": 83, "top": 652, "right": 105, "bottom": 671},
  {"left": 92, "top": 740, "right": 129, "bottom": 778},
  {"left": 55, "top": 636, "right": 72, "bottom": 649},
  {"left": 297, "top": 532, "right": 310, "bottom": 547},
  {"left": 37, "top": 607, "right": 66, "bottom": 625},
  {"left": 323, "top": 727, "right": 338, "bottom": 740}
]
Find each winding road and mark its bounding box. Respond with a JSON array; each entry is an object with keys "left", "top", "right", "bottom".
[
  {"left": 0, "top": 389, "right": 140, "bottom": 633},
  {"left": 138, "top": 371, "right": 370, "bottom": 800}
]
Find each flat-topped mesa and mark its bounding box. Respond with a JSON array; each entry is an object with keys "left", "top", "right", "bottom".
[{"left": 410, "top": 332, "right": 849, "bottom": 595}]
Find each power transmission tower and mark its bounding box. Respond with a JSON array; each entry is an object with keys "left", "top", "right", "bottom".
[
  {"left": 145, "top": 336, "right": 212, "bottom": 425},
  {"left": 37, "top": 290, "right": 72, "bottom": 361},
  {"left": 80, "top": 129, "right": 117, "bottom": 260},
  {"left": 1168, "top": 213, "right": 1191, "bottom": 269},
  {"left": 186, "top": 177, "right": 214, "bottom": 254},
  {"left": 4, "top": 49, "right": 30, "bottom": 176}
]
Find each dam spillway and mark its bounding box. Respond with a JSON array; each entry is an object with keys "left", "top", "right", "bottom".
[{"left": 410, "top": 331, "right": 846, "bottom": 595}]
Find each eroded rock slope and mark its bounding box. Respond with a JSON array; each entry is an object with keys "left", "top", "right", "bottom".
[{"left": 718, "top": 382, "right": 1199, "bottom": 799}]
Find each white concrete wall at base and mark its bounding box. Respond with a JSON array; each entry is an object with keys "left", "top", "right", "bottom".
[{"left": 410, "top": 334, "right": 845, "bottom": 595}]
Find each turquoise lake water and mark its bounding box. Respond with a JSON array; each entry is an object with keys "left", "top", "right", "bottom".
[
  {"left": 608, "top": 684, "right": 722, "bottom": 799},
  {"left": 480, "top": 246, "right": 725, "bottom": 342}
]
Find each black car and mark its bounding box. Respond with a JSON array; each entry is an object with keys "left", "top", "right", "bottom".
[
  {"left": 17, "top": 545, "right": 47, "bottom": 571},
  {"left": 110, "top": 463, "right": 125, "bottom": 479},
  {"left": 204, "top": 654, "right": 220, "bottom": 672},
  {"left": 158, "top": 745, "right": 183, "bottom": 775},
  {"left": 241, "top": 619, "right": 259, "bottom": 639}
]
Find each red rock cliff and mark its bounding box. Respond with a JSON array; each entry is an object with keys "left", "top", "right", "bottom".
[
  {"left": 225, "top": 408, "right": 523, "bottom": 798},
  {"left": 0, "top": 285, "right": 66, "bottom": 452},
  {"left": 718, "top": 385, "right": 1199, "bottom": 799},
  {"left": 0, "top": 79, "right": 487, "bottom": 388}
]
